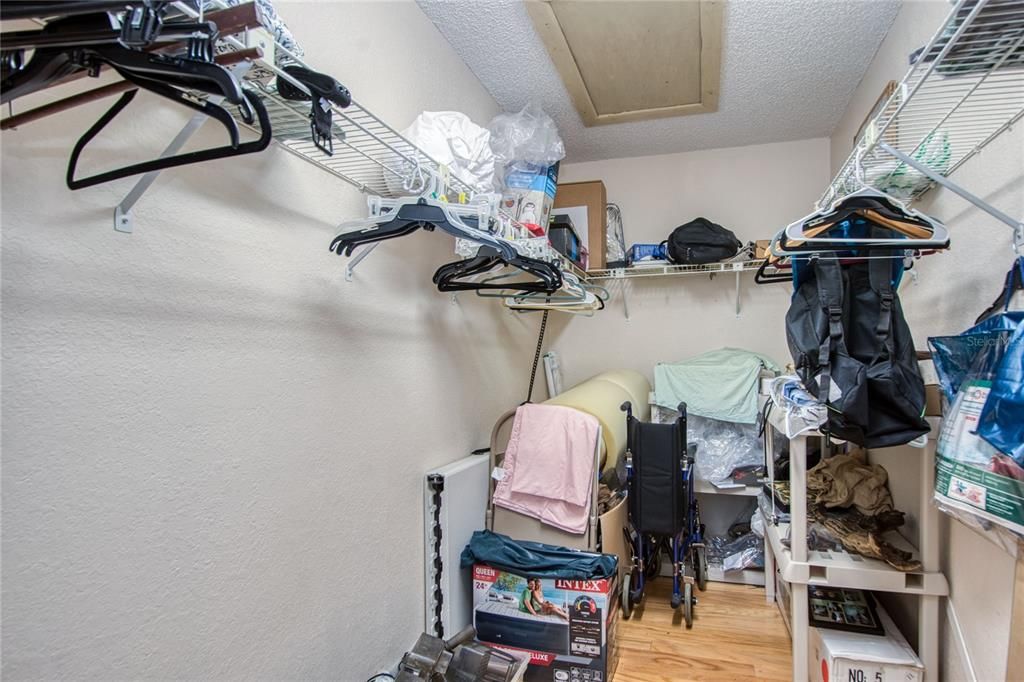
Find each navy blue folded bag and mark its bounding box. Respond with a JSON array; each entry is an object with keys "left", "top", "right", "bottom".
[{"left": 460, "top": 530, "right": 617, "bottom": 580}]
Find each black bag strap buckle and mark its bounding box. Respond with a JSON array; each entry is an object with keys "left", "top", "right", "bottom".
[{"left": 119, "top": 3, "right": 166, "bottom": 49}]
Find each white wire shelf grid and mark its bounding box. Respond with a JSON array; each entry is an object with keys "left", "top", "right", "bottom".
[
  {"left": 823, "top": 0, "right": 1024, "bottom": 208},
  {"left": 245, "top": 80, "right": 478, "bottom": 199},
  {"left": 586, "top": 258, "right": 765, "bottom": 280},
  {"left": 173, "top": 1, "right": 476, "bottom": 200}
]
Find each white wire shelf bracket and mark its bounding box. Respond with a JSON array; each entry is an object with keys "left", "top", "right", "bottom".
[{"left": 822, "top": 0, "right": 1024, "bottom": 235}]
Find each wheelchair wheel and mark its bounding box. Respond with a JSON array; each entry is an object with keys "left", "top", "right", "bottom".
[
  {"left": 621, "top": 571, "right": 633, "bottom": 619},
  {"left": 683, "top": 582, "right": 694, "bottom": 629},
  {"left": 694, "top": 545, "right": 708, "bottom": 592}
]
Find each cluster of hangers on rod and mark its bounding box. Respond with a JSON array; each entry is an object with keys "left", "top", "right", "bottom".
[
  {"left": 1, "top": 0, "right": 350, "bottom": 188},
  {"left": 755, "top": 153, "right": 952, "bottom": 288},
  {"left": 328, "top": 169, "right": 609, "bottom": 316}
]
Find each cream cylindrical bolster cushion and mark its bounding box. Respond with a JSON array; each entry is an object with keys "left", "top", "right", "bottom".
[
  {"left": 591, "top": 369, "right": 651, "bottom": 422},
  {"left": 545, "top": 378, "right": 631, "bottom": 470}
]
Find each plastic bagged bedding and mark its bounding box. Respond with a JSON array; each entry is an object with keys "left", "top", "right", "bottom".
[
  {"left": 706, "top": 533, "right": 764, "bottom": 572},
  {"left": 386, "top": 111, "right": 496, "bottom": 195},
  {"left": 653, "top": 407, "right": 763, "bottom": 483}
]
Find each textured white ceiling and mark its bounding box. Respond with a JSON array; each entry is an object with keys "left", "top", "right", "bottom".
[{"left": 417, "top": 0, "right": 902, "bottom": 163}]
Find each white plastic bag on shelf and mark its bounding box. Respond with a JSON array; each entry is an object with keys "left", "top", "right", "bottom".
[
  {"left": 488, "top": 103, "right": 565, "bottom": 169},
  {"left": 386, "top": 111, "right": 496, "bottom": 196}
]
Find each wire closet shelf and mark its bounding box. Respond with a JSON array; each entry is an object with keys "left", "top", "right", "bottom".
[
  {"left": 587, "top": 258, "right": 765, "bottom": 280},
  {"left": 823, "top": 0, "right": 1024, "bottom": 208},
  {"left": 173, "top": 1, "right": 477, "bottom": 200}
]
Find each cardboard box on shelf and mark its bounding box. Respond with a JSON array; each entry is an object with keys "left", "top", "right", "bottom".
[
  {"left": 501, "top": 163, "right": 560, "bottom": 237},
  {"left": 554, "top": 181, "right": 607, "bottom": 270},
  {"left": 755, "top": 240, "right": 771, "bottom": 259},
  {"left": 810, "top": 601, "right": 924, "bottom": 682},
  {"left": 472, "top": 563, "right": 619, "bottom": 682}
]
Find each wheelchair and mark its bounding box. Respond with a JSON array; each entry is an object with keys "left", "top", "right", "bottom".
[{"left": 619, "top": 401, "right": 707, "bottom": 628}]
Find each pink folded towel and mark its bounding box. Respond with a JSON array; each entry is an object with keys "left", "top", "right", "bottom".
[{"left": 493, "top": 403, "right": 600, "bottom": 534}]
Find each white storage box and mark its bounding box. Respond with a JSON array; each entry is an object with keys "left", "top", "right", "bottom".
[{"left": 810, "top": 603, "right": 924, "bottom": 682}]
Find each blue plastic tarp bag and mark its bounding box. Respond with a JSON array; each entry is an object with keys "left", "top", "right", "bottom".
[
  {"left": 460, "top": 530, "right": 617, "bottom": 580},
  {"left": 929, "top": 257, "right": 1024, "bottom": 465},
  {"left": 932, "top": 331, "right": 1024, "bottom": 545},
  {"left": 928, "top": 313, "right": 1023, "bottom": 403},
  {"left": 978, "top": 321, "right": 1024, "bottom": 463},
  {"left": 974, "top": 258, "right": 1024, "bottom": 463}
]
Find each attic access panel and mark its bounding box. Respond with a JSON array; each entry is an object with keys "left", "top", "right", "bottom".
[{"left": 527, "top": 0, "right": 723, "bottom": 126}]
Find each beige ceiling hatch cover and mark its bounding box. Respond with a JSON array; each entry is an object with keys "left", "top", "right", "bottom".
[{"left": 527, "top": 0, "right": 723, "bottom": 126}]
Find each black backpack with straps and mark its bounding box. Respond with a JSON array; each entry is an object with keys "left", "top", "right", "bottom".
[{"left": 785, "top": 256, "right": 930, "bottom": 448}]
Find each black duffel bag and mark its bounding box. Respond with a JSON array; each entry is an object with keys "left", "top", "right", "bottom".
[{"left": 664, "top": 217, "right": 742, "bottom": 264}]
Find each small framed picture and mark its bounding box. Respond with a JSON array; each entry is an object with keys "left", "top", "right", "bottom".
[{"left": 808, "top": 588, "right": 884, "bottom": 636}]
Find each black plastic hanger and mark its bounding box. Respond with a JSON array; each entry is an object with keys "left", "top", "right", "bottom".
[
  {"left": 433, "top": 246, "right": 562, "bottom": 294},
  {"left": 1, "top": 7, "right": 225, "bottom": 103},
  {"left": 754, "top": 258, "right": 791, "bottom": 285},
  {"left": 1, "top": 1, "right": 141, "bottom": 22},
  {"left": 329, "top": 201, "right": 488, "bottom": 257},
  {"left": 277, "top": 65, "right": 351, "bottom": 156},
  {"left": 66, "top": 87, "right": 271, "bottom": 190}
]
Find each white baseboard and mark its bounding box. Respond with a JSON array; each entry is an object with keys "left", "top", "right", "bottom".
[{"left": 945, "top": 599, "right": 977, "bottom": 682}]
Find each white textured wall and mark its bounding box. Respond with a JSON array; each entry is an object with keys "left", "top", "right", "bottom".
[
  {"left": 832, "top": 2, "right": 1024, "bottom": 680},
  {"left": 0, "top": 3, "right": 541, "bottom": 679},
  {"left": 549, "top": 138, "right": 831, "bottom": 385}
]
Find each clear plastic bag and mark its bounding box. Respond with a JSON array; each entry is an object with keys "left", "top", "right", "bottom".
[
  {"left": 683, "top": 413, "right": 763, "bottom": 483},
  {"left": 488, "top": 103, "right": 565, "bottom": 167},
  {"left": 720, "top": 533, "right": 764, "bottom": 572},
  {"left": 605, "top": 204, "right": 627, "bottom": 264}
]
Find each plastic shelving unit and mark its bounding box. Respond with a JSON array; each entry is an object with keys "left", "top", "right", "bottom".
[{"left": 761, "top": 406, "right": 948, "bottom": 682}]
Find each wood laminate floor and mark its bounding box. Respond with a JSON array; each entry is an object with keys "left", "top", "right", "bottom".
[{"left": 615, "top": 580, "right": 792, "bottom": 681}]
